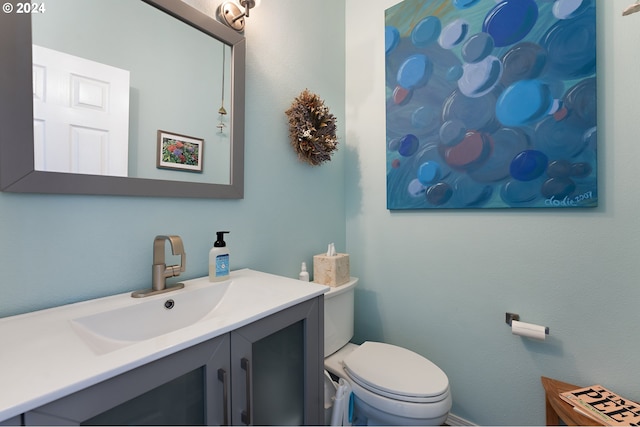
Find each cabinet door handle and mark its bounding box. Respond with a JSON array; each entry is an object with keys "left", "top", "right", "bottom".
[
  {"left": 217, "top": 368, "right": 229, "bottom": 426},
  {"left": 241, "top": 357, "right": 251, "bottom": 425}
]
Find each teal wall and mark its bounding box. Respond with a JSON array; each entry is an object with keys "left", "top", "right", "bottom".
[
  {"left": 345, "top": 0, "right": 640, "bottom": 425},
  {"left": 0, "top": 0, "right": 346, "bottom": 317}
]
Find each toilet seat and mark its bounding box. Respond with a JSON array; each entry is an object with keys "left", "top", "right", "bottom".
[{"left": 343, "top": 341, "right": 449, "bottom": 403}]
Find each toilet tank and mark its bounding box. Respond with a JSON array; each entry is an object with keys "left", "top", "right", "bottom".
[{"left": 323, "top": 278, "right": 358, "bottom": 357}]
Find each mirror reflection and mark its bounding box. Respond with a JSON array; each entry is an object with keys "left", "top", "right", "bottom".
[{"left": 31, "top": 0, "right": 232, "bottom": 185}]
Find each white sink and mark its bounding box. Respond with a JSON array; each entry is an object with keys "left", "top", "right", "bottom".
[{"left": 70, "top": 280, "right": 232, "bottom": 354}]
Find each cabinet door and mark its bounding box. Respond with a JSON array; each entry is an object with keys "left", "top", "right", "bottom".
[
  {"left": 230, "top": 297, "right": 324, "bottom": 426},
  {"left": 24, "top": 334, "right": 230, "bottom": 426},
  {"left": 0, "top": 415, "right": 21, "bottom": 426}
]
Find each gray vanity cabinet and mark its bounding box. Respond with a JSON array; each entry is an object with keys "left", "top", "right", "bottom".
[{"left": 23, "top": 296, "right": 324, "bottom": 426}]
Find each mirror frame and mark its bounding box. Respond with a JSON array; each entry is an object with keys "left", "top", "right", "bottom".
[{"left": 0, "top": 0, "right": 245, "bottom": 198}]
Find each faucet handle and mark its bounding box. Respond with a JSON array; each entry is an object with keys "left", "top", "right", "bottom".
[
  {"left": 166, "top": 263, "right": 184, "bottom": 277},
  {"left": 177, "top": 253, "right": 186, "bottom": 273}
]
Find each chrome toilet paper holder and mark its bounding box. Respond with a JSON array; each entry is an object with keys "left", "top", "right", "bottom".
[{"left": 505, "top": 312, "right": 549, "bottom": 335}]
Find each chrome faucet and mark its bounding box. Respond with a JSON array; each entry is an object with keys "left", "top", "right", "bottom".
[{"left": 132, "top": 235, "right": 187, "bottom": 298}]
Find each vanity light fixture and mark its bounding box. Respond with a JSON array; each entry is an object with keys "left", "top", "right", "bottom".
[
  {"left": 623, "top": 1, "right": 640, "bottom": 16},
  {"left": 217, "top": 0, "right": 256, "bottom": 32}
]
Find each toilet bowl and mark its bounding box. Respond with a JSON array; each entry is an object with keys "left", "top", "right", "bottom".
[{"left": 324, "top": 279, "right": 451, "bottom": 426}]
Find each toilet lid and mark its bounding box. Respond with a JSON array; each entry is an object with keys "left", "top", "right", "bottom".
[{"left": 343, "top": 342, "right": 449, "bottom": 401}]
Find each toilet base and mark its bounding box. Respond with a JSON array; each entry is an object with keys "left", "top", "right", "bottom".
[{"left": 353, "top": 394, "right": 449, "bottom": 426}]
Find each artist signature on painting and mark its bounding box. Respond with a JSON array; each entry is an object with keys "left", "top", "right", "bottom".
[{"left": 545, "top": 191, "right": 594, "bottom": 207}]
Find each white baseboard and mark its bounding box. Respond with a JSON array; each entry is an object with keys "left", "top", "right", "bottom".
[{"left": 446, "top": 413, "right": 477, "bottom": 426}]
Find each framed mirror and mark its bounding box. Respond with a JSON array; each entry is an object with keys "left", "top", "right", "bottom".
[{"left": 0, "top": 0, "right": 245, "bottom": 198}]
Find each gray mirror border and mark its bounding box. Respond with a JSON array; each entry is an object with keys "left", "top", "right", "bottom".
[{"left": 0, "top": 0, "right": 245, "bottom": 199}]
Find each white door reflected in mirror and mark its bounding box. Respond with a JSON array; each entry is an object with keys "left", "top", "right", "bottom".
[{"left": 32, "top": 45, "right": 130, "bottom": 176}]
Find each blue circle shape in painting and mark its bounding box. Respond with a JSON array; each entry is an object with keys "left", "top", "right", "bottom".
[
  {"left": 439, "top": 120, "right": 466, "bottom": 147},
  {"left": 547, "top": 160, "right": 572, "bottom": 178},
  {"left": 496, "top": 79, "right": 553, "bottom": 126},
  {"left": 385, "top": 26, "right": 400, "bottom": 55},
  {"left": 418, "top": 162, "right": 441, "bottom": 185},
  {"left": 408, "top": 179, "right": 426, "bottom": 197},
  {"left": 571, "top": 162, "right": 592, "bottom": 178},
  {"left": 500, "top": 180, "right": 540, "bottom": 206},
  {"left": 398, "top": 134, "right": 420, "bottom": 157},
  {"left": 483, "top": 0, "right": 539, "bottom": 47},
  {"left": 541, "top": 177, "right": 576, "bottom": 199},
  {"left": 563, "top": 77, "right": 597, "bottom": 128},
  {"left": 387, "top": 137, "right": 401, "bottom": 152},
  {"left": 535, "top": 116, "right": 589, "bottom": 159},
  {"left": 540, "top": 9, "right": 595, "bottom": 79},
  {"left": 411, "top": 16, "right": 441, "bottom": 48},
  {"left": 553, "top": 0, "right": 590, "bottom": 20},
  {"left": 453, "top": 0, "right": 481, "bottom": 9},
  {"left": 510, "top": 150, "right": 548, "bottom": 181},
  {"left": 501, "top": 42, "right": 547, "bottom": 87},
  {"left": 446, "top": 65, "right": 464, "bottom": 81},
  {"left": 426, "top": 182, "right": 453, "bottom": 206},
  {"left": 462, "top": 32, "right": 495, "bottom": 64},
  {"left": 459, "top": 55, "right": 502, "bottom": 98},
  {"left": 442, "top": 89, "right": 499, "bottom": 131},
  {"left": 397, "top": 54, "right": 433, "bottom": 89},
  {"left": 411, "top": 106, "right": 438, "bottom": 131},
  {"left": 452, "top": 176, "right": 493, "bottom": 208},
  {"left": 439, "top": 19, "right": 469, "bottom": 49}
]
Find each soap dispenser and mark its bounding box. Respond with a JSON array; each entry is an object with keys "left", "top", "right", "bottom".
[{"left": 209, "top": 231, "right": 230, "bottom": 282}]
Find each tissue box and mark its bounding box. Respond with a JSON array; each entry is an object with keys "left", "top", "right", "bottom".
[{"left": 313, "top": 253, "right": 350, "bottom": 287}]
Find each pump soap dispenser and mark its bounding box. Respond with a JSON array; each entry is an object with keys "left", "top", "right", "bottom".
[{"left": 209, "top": 231, "right": 230, "bottom": 282}]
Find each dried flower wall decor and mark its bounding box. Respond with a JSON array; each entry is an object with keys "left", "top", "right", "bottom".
[{"left": 285, "top": 89, "right": 338, "bottom": 166}]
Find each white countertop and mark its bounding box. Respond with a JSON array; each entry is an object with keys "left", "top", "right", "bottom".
[{"left": 0, "top": 269, "right": 328, "bottom": 421}]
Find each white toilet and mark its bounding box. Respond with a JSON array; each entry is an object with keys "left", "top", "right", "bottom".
[{"left": 324, "top": 278, "right": 452, "bottom": 426}]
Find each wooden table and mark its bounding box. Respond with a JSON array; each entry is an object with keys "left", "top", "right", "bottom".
[{"left": 540, "top": 376, "right": 604, "bottom": 426}]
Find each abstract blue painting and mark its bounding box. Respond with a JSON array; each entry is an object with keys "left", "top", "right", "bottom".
[{"left": 385, "top": 0, "right": 597, "bottom": 209}]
